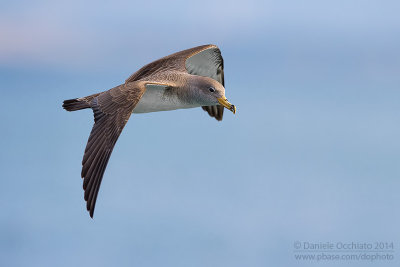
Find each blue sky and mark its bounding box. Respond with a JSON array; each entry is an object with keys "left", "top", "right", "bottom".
[{"left": 1, "top": 1, "right": 399, "bottom": 266}]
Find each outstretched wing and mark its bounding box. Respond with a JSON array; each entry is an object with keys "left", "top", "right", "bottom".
[
  {"left": 81, "top": 83, "right": 145, "bottom": 217},
  {"left": 125, "top": 44, "right": 225, "bottom": 121}
]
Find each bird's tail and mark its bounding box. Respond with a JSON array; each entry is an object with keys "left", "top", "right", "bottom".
[{"left": 62, "top": 92, "right": 101, "bottom": 111}]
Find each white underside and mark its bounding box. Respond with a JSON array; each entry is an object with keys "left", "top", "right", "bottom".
[{"left": 132, "top": 84, "right": 199, "bottom": 113}]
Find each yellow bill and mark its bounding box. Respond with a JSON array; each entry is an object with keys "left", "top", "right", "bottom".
[{"left": 217, "top": 96, "right": 236, "bottom": 114}]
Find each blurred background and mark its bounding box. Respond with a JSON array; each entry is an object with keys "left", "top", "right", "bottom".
[{"left": 0, "top": 0, "right": 399, "bottom": 266}]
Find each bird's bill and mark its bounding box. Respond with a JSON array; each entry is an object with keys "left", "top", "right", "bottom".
[{"left": 217, "top": 97, "right": 236, "bottom": 114}]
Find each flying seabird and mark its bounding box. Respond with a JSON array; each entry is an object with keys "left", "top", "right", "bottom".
[{"left": 63, "top": 44, "right": 236, "bottom": 217}]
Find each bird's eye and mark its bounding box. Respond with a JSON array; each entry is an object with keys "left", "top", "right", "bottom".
[{"left": 209, "top": 87, "right": 215, "bottom": 93}]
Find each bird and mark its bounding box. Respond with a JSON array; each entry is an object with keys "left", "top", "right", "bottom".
[{"left": 63, "top": 44, "right": 236, "bottom": 218}]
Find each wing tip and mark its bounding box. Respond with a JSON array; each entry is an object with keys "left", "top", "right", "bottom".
[
  {"left": 201, "top": 106, "right": 224, "bottom": 121},
  {"left": 85, "top": 196, "right": 95, "bottom": 218}
]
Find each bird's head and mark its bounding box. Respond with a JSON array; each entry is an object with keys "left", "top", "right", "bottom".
[{"left": 190, "top": 76, "right": 236, "bottom": 114}]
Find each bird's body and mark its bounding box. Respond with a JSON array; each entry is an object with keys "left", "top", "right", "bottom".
[
  {"left": 133, "top": 83, "right": 198, "bottom": 113},
  {"left": 63, "top": 44, "right": 236, "bottom": 217}
]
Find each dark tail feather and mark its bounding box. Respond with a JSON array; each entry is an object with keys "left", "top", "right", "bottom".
[
  {"left": 63, "top": 98, "right": 91, "bottom": 111},
  {"left": 63, "top": 92, "right": 102, "bottom": 111}
]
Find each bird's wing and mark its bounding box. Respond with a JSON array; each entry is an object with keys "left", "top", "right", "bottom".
[
  {"left": 201, "top": 105, "right": 225, "bottom": 121},
  {"left": 125, "top": 44, "right": 225, "bottom": 121},
  {"left": 81, "top": 82, "right": 145, "bottom": 218}
]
